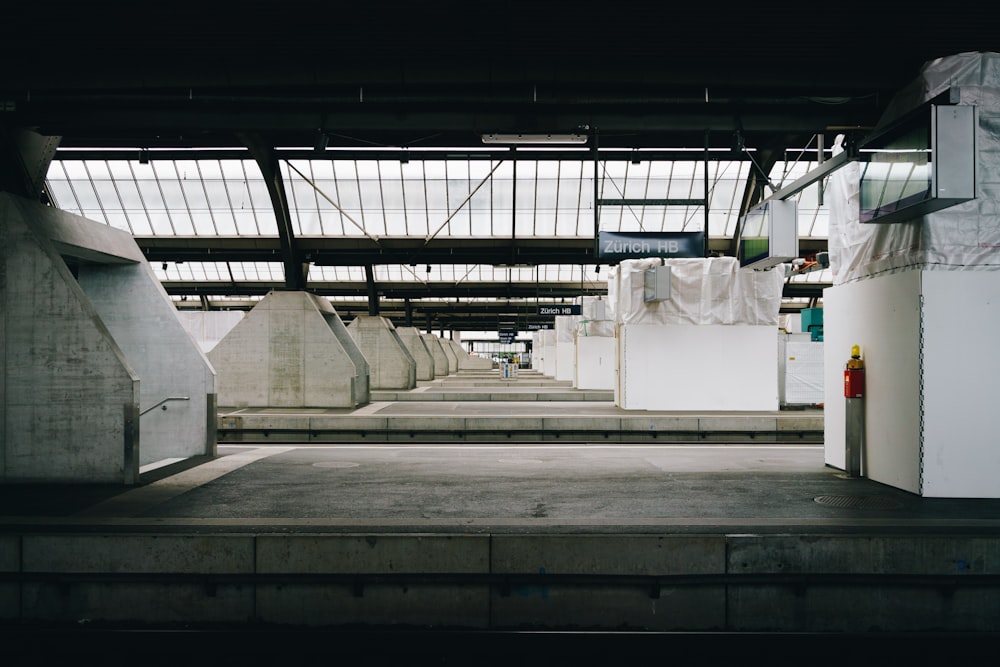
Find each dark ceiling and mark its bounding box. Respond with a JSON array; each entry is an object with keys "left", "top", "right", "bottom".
[
  {"left": 5, "top": 2, "right": 995, "bottom": 151},
  {"left": 2, "top": 1, "right": 997, "bottom": 330}
]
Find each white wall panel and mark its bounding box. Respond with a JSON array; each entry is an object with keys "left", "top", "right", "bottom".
[
  {"left": 921, "top": 271, "right": 1000, "bottom": 498},
  {"left": 617, "top": 325, "right": 778, "bottom": 411},
  {"left": 576, "top": 336, "right": 616, "bottom": 390},
  {"left": 823, "top": 273, "right": 922, "bottom": 493}
]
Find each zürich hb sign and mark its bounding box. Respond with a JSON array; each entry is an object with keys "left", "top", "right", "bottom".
[{"left": 597, "top": 231, "right": 705, "bottom": 261}]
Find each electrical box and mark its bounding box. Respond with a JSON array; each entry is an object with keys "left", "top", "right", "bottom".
[{"left": 643, "top": 265, "right": 671, "bottom": 302}]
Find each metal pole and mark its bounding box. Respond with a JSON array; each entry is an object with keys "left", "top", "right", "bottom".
[{"left": 845, "top": 398, "right": 865, "bottom": 477}]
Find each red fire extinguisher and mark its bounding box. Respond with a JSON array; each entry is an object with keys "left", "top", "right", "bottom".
[{"left": 844, "top": 344, "right": 865, "bottom": 398}]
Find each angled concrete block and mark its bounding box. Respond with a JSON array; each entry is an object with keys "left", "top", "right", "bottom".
[
  {"left": 209, "top": 291, "right": 369, "bottom": 408},
  {"left": 422, "top": 334, "right": 450, "bottom": 377},
  {"left": 449, "top": 340, "right": 493, "bottom": 370},
  {"left": 2, "top": 194, "right": 138, "bottom": 483},
  {"left": 347, "top": 315, "right": 416, "bottom": 390},
  {"left": 440, "top": 337, "right": 458, "bottom": 373},
  {"left": 395, "top": 326, "right": 435, "bottom": 381},
  {"left": 78, "top": 262, "right": 216, "bottom": 465}
]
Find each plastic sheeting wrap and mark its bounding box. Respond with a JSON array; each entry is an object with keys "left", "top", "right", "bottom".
[
  {"left": 555, "top": 314, "right": 577, "bottom": 342},
  {"left": 609, "top": 257, "right": 784, "bottom": 326},
  {"left": 829, "top": 52, "right": 1000, "bottom": 285},
  {"left": 581, "top": 295, "right": 614, "bottom": 322},
  {"left": 577, "top": 296, "right": 614, "bottom": 338},
  {"left": 577, "top": 319, "right": 615, "bottom": 337}
]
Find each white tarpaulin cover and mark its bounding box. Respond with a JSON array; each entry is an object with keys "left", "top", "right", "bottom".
[
  {"left": 609, "top": 257, "right": 784, "bottom": 326},
  {"left": 555, "top": 314, "right": 577, "bottom": 342},
  {"left": 577, "top": 319, "right": 615, "bottom": 337},
  {"left": 577, "top": 295, "right": 615, "bottom": 337},
  {"left": 829, "top": 51, "right": 1000, "bottom": 285}
]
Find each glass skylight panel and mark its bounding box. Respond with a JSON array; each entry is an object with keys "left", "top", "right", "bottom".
[
  {"left": 317, "top": 266, "right": 371, "bottom": 281},
  {"left": 48, "top": 157, "right": 276, "bottom": 237}
]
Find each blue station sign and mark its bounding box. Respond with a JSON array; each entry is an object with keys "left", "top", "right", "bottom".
[
  {"left": 537, "top": 304, "right": 582, "bottom": 316},
  {"left": 597, "top": 231, "right": 705, "bottom": 261}
]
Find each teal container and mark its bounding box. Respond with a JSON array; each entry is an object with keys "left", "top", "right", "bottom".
[{"left": 801, "top": 308, "right": 824, "bottom": 341}]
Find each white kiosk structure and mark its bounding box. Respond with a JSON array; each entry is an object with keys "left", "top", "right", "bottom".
[
  {"left": 823, "top": 52, "right": 999, "bottom": 498},
  {"left": 539, "top": 328, "right": 556, "bottom": 378},
  {"left": 610, "top": 257, "right": 783, "bottom": 411},
  {"left": 575, "top": 296, "right": 616, "bottom": 390},
  {"left": 554, "top": 315, "right": 577, "bottom": 382}
]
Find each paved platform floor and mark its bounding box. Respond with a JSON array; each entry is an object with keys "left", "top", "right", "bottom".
[
  {"left": 3, "top": 442, "right": 999, "bottom": 533},
  {"left": 4, "top": 372, "right": 999, "bottom": 660}
]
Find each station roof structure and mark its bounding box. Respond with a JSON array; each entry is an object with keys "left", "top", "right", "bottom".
[{"left": 2, "top": 1, "right": 996, "bottom": 331}]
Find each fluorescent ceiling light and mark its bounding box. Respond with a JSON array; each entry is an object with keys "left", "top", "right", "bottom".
[{"left": 481, "top": 133, "right": 588, "bottom": 145}]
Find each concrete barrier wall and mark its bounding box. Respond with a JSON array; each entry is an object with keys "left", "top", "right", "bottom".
[
  {"left": 1, "top": 194, "right": 139, "bottom": 483},
  {"left": 5, "top": 531, "right": 998, "bottom": 632}
]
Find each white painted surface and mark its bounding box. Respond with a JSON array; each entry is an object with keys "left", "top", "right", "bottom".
[
  {"left": 576, "top": 336, "right": 615, "bottom": 390},
  {"left": 616, "top": 324, "right": 779, "bottom": 411},
  {"left": 920, "top": 271, "right": 1000, "bottom": 498},
  {"left": 540, "top": 330, "right": 556, "bottom": 377},
  {"left": 554, "top": 316, "right": 577, "bottom": 382},
  {"left": 783, "top": 339, "right": 824, "bottom": 405},
  {"left": 823, "top": 273, "right": 922, "bottom": 494},
  {"left": 555, "top": 341, "right": 576, "bottom": 382}
]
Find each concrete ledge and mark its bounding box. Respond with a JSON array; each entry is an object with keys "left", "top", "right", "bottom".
[
  {"left": 216, "top": 411, "right": 824, "bottom": 444},
  {"left": 699, "top": 416, "right": 778, "bottom": 432},
  {"left": 728, "top": 535, "right": 1000, "bottom": 575},
  {"left": 492, "top": 535, "right": 726, "bottom": 575},
  {"left": 4, "top": 531, "right": 1000, "bottom": 631},
  {"left": 620, "top": 416, "right": 701, "bottom": 432},
  {"left": 256, "top": 534, "right": 490, "bottom": 574},
  {"left": 22, "top": 535, "right": 255, "bottom": 574}
]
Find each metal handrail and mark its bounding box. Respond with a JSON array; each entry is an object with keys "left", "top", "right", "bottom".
[{"left": 139, "top": 396, "right": 190, "bottom": 416}]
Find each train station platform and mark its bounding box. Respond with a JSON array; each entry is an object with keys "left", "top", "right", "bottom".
[
  {"left": 218, "top": 369, "right": 824, "bottom": 444},
  {"left": 2, "top": 369, "right": 998, "bottom": 663}
]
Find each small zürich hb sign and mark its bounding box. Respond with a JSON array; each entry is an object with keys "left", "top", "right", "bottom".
[
  {"left": 597, "top": 231, "right": 705, "bottom": 261},
  {"left": 537, "top": 304, "right": 582, "bottom": 316}
]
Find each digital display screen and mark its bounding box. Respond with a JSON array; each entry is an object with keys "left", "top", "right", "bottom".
[
  {"left": 738, "top": 206, "right": 769, "bottom": 267},
  {"left": 859, "top": 122, "right": 933, "bottom": 223}
]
